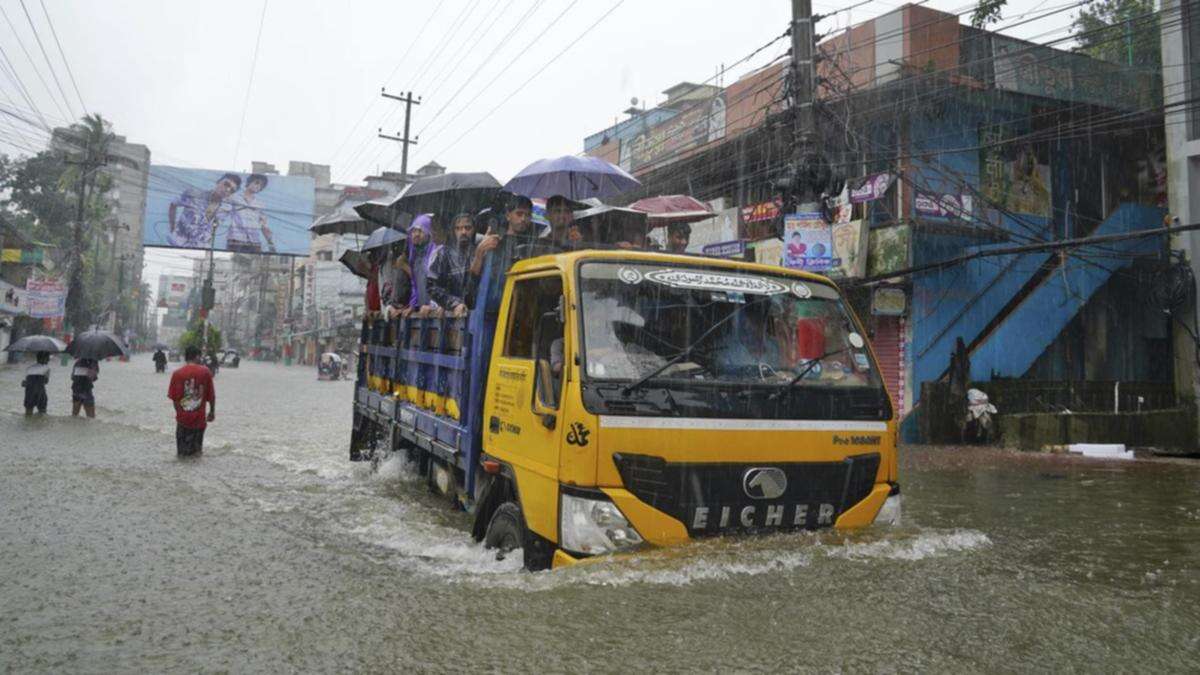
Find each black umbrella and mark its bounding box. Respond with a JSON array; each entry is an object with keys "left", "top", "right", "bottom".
[
  {"left": 67, "top": 330, "right": 129, "bottom": 360},
  {"left": 339, "top": 249, "right": 371, "bottom": 280},
  {"left": 391, "top": 172, "right": 502, "bottom": 218},
  {"left": 360, "top": 226, "right": 407, "bottom": 252},
  {"left": 4, "top": 334, "right": 66, "bottom": 353},
  {"left": 354, "top": 197, "right": 415, "bottom": 229},
  {"left": 310, "top": 202, "right": 376, "bottom": 237}
]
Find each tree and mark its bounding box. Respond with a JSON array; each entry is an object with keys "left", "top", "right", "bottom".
[
  {"left": 972, "top": 0, "right": 1161, "bottom": 70},
  {"left": 179, "top": 318, "right": 221, "bottom": 354},
  {"left": 1073, "top": 0, "right": 1160, "bottom": 69},
  {"left": 59, "top": 113, "right": 116, "bottom": 335}
]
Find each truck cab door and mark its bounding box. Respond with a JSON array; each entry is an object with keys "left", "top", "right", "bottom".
[{"left": 485, "top": 273, "right": 565, "bottom": 483}]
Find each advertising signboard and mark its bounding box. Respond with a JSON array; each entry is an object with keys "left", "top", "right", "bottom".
[
  {"left": 623, "top": 94, "right": 726, "bottom": 172},
  {"left": 828, "top": 219, "right": 868, "bottom": 278},
  {"left": 783, "top": 212, "right": 835, "bottom": 272},
  {"left": 143, "top": 165, "right": 315, "bottom": 256}
]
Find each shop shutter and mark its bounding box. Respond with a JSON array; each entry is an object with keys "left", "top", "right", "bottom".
[{"left": 872, "top": 315, "right": 905, "bottom": 413}]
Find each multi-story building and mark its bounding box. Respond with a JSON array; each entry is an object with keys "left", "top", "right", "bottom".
[
  {"left": 584, "top": 4, "right": 1177, "bottom": 446},
  {"left": 155, "top": 273, "right": 192, "bottom": 348}
]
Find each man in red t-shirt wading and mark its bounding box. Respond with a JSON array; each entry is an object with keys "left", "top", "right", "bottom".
[{"left": 168, "top": 345, "right": 216, "bottom": 457}]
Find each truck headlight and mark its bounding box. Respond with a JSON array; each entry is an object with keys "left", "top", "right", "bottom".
[
  {"left": 874, "top": 494, "right": 902, "bottom": 526},
  {"left": 560, "top": 492, "right": 644, "bottom": 556}
]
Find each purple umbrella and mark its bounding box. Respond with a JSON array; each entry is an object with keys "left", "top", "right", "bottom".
[{"left": 503, "top": 155, "right": 641, "bottom": 201}]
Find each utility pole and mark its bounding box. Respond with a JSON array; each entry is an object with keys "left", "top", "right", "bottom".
[
  {"left": 784, "top": 0, "right": 827, "bottom": 210},
  {"left": 66, "top": 154, "right": 105, "bottom": 335},
  {"left": 379, "top": 89, "right": 421, "bottom": 180},
  {"left": 254, "top": 258, "right": 268, "bottom": 352}
]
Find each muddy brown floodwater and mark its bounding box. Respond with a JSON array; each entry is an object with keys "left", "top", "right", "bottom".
[{"left": 2, "top": 359, "right": 1199, "bottom": 671}]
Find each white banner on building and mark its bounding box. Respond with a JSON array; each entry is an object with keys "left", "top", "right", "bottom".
[{"left": 25, "top": 274, "right": 66, "bottom": 318}]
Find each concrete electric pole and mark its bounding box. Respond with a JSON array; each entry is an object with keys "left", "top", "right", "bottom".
[
  {"left": 787, "top": 0, "right": 827, "bottom": 210},
  {"left": 378, "top": 89, "right": 421, "bottom": 180}
]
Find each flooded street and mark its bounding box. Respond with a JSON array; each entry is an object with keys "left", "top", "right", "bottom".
[{"left": 2, "top": 358, "right": 1199, "bottom": 671}]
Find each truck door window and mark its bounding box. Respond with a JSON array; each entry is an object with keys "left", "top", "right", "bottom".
[{"left": 503, "top": 276, "right": 565, "bottom": 408}]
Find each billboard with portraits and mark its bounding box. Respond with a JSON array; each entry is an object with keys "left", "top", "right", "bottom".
[{"left": 142, "top": 165, "right": 315, "bottom": 256}]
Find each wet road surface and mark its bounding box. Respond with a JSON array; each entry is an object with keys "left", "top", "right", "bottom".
[{"left": 2, "top": 359, "right": 1200, "bottom": 671}]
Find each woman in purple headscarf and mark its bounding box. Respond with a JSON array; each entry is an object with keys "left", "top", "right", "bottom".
[{"left": 407, "top": 213, "right": 442, "bottom": 314}]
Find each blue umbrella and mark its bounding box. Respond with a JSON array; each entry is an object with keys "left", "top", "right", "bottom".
[
  {"left": 360, "top": 226, "right": 406, "bottom": 252},
  {"left": 503, "top": 155, "right": 641, "bottom": 201}
]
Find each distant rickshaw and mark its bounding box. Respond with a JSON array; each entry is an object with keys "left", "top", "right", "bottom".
[
  {"left": 318, "top": 352, "right": 343, "bottom": 381},
  {"left": 220, "top": 349, "right": 241, "bottom": 368}
]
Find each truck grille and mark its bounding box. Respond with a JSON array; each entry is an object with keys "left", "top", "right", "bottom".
[{"left": 612, "top": 452, "right": 880, "bottom": 535}]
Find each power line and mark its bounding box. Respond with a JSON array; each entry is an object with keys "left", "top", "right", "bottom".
[
  {"left": 418, "top": 0, "right": 627, "bottom": 162},
  {"left": 38, "top": 0, "right": 86, "bottom": 114},
  {"left": 17, "top": 0, "right": 74, "bottom": 119},
  {"left": 0, "top": 43, "right": 48, "bottom": 130},
  {"left": 232, "top": 0, "right": 270, "bottom": 169},
  {"left": 0, "top": 2, "right": 68, "bottom": 121},
  {"left": 326, "top": 0, "right": 447, "bottom": 168},
  {"left": 412, "top": 0, "right": 550, "bottom": 142}
]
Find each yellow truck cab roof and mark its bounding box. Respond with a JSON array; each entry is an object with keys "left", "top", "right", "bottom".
[{"left": 508, "top": 249, "right": 840, "bottom": 288}]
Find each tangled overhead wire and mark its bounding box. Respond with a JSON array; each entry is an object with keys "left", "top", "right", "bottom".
[{"left": 1149, "top": 248, "right": 1200, "bottom": 368}]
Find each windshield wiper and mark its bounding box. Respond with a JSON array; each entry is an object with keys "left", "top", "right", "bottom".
[
  {"left": 768, "top": 347, "right": 850, "bottom": 403},
  {"left": 622, "top": 298, "right": 763, "bottom": 395}
]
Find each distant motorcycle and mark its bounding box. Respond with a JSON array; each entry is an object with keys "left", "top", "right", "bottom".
[{"left": 961, "top": 388, "right": 998, "bottom": 443}]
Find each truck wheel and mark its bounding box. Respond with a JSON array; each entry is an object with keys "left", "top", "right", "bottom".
[
  {"left": 484, "top": 502, "right": 554, "bottom": 572},
  {"left": 484, "top": 502, "right": 524, "bottom": 557}
]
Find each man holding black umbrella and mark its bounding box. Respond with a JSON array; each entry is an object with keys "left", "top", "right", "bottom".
[{"left": 71, "top": 357, "right": 98, "bottom": 418}]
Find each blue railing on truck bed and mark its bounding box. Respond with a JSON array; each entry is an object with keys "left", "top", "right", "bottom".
[{"left": 354, "top": 261, "right": 500, "bottom": 497}]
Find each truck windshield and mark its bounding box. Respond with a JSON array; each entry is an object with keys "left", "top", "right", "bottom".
[{"left": 577, "top": 262, "right": 890, "bottom": 420}]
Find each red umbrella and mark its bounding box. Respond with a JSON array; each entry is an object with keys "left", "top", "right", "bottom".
[{"left": 629, "top": 195, "right": 714, "bottom": 227}]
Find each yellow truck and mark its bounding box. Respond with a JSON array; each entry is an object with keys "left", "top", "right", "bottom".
[{"left": 351, "top": 250, "right": 900, "bottom": 570}]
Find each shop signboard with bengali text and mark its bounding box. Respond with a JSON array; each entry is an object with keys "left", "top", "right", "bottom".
[
  {"left": 914, "top": 192, "right": 973, "bottom": 220},
  {"left": 25, "top": 274, "right": 66, "bottom": 318},
  {"left": 701, "top": 240, "right": 746, "bottom": 259}
]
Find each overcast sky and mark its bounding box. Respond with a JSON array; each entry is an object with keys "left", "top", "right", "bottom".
[{"left": 0, "top": 0, "right": 1083, "bottom": 292}]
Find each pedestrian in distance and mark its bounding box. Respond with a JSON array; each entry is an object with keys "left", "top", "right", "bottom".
[
  {"left": 70, "top": 357, "right": 99, "bottom": 418},
  {"left": 169, "top": 346, "right": 216, "bottom": 457},
  {"left": 153, "top": 348, "right": 167, "bottom": 373},
  {"left": 22, "top": 351, "right": 51, "bottom": 416}
]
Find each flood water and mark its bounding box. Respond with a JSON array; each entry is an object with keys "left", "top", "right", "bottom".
[{"left": 2, "top": 358, "right": 1199, "bottom": 671}]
